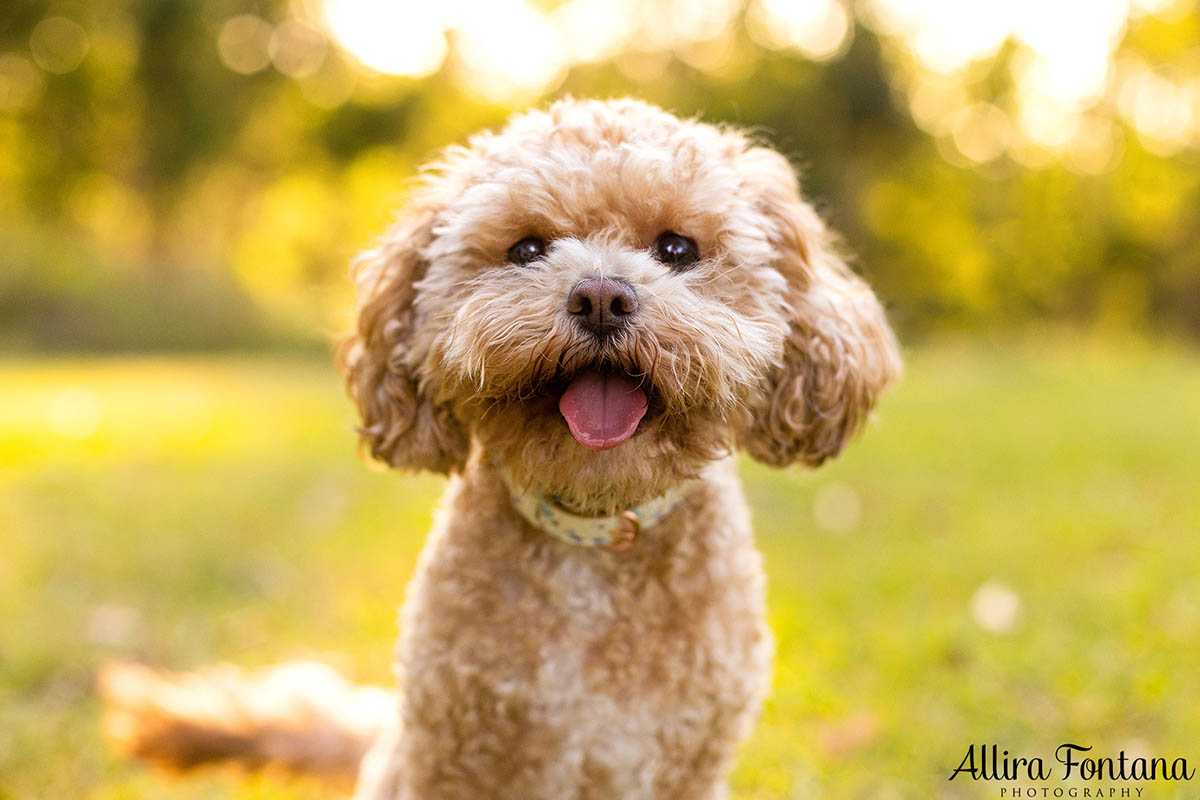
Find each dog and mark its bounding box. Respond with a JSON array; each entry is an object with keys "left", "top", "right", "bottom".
[{"left": 100, "top": 97, "right": 900, "bottom": 799}]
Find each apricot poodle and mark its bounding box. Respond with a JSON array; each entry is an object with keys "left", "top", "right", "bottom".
[{"left": 101, "top": 97, "right": 901, "bottom": 799}]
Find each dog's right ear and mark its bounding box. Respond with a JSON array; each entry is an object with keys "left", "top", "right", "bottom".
[{"left": 335, "top": 201, "right": 468, "bottom": 475}]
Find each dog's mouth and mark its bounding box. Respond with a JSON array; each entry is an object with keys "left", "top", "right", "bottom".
[{"left": 556, "top": 368, "right": 649, "bottom": 451}]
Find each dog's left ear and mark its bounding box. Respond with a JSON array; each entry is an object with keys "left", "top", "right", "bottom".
[{"left": 736, "top": 147, "right": 902, "bottom": 468}]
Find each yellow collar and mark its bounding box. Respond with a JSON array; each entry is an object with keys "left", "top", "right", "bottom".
[{"left": 507, "top": 483, "right": 691, "bottom": 551}]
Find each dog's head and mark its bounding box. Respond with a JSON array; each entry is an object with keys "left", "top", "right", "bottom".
[{"left": 338, "top": 99, "right": 900, "bottom": 514}]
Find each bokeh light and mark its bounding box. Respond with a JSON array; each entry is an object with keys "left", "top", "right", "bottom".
[
  {"left": 748, "top": 0, "right": 852, "bottom": 60},
  {"left": 269, "top": 20, "right": 328, "bottom": 79},
  {"left": 454, "top": 0, "right": 567, "bottom": 101},
  {"left": 971, "top": 580, "right": 1023, "bottom": 634},
  {"left": 552, "top": 0, "right": 640, "bottom": 63},
  {"left": 0, "top": 53, "right": 43, "bottom": 112},
  {"left": 217, "top": 14, "right": 274, "bottom": 75},
  {"left": 29, "top": 16, "right": 89, "bottom": 74},
  {"left": 322, "top": 0, "right": 448, "bottom": 78}
]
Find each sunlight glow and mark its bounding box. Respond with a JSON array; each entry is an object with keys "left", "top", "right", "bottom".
[
  {"left": 552, "top": 0, "right": 640, "bottom": 64},
  {"left": 1116, "top": 57, "right": 1196, "bottom": 156},
  {"left": 320, "top": 0, "right": 573, "bottom": 98},
  {"left": 322, "top": 0, "right": 448, "bottom": 78},
  {"left": 866, "top": 0, "right": 1009, "bottom": 73},
  {"left": 1011, "top": 0, "right": 1129, "bottom": 108},
  {"left": 750, "top": 0, "right": 851, "bottom": 61},
  {"left": 1015, "top": 90, "right": 1081, "bottom": 149},
  {"left": 48, "top": 388, "right": 103, "bottom": 439},
  {"left": 305, "top": 0, "right": 1198, "bottom": 165},
  {"left": 660, "top": 0, "right": 743, "bottom": 45},
  {"left": 455, "top": 0, "right": 566, "bottom": 101},
  {"left": 869, "top": 0, "right": 1129, "bottom": 103},
  {"left": 870, "top": 0, "right": 1200, "bottom": 164}
]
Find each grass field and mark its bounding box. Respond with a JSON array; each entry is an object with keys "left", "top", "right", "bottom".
[{"left": 2, "top": 338, "right": 1199, "bottom": 799}]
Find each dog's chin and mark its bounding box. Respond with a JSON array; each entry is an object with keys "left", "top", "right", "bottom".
[{"left": 466, "top": 368, "right": 731, "bottom": 515}]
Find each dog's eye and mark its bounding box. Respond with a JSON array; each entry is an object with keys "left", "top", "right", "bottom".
[
  {"left": 507, "top": 237, "right": 547, "bottom": 265},
  {"left": 654, "top": 232, "right": 699, "bottom": 270}
]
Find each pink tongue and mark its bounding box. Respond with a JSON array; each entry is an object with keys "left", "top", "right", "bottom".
[{"left": 558, "top": 371, "right": 648, "bottom": 451}]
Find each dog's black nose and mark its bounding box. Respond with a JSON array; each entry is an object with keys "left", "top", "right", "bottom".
[{"left": 567, "top": 278, "right": 638, "bottom": 336}]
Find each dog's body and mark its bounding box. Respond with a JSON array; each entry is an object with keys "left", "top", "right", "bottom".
[
  {"left": 101, "top": 98, "right": 899, "bottom": 799},
  {"left": 354, "top": 457, "right": 769, "bottom": 799}
]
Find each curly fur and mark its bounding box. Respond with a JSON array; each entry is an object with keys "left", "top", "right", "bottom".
[{"left": 101, "top": 98, "right": 901, "bottom": 799}]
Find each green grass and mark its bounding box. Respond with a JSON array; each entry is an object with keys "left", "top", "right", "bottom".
[{"left": 2, "top": 339, "right": 1199, "bottom": 799}]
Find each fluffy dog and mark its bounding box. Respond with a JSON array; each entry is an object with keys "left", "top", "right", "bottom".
[{"left": 101, "top": 98, "right": 900, "bottom": 799}]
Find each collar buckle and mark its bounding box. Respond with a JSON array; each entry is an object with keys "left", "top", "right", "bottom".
[{"left": 607, "top": 511, "right": 642, "bottom": 551}]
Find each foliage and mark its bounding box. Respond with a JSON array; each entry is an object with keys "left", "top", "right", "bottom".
[
  {"left": 0, "top": 2, "right": 1198, "bottom": 350},
  {"left": 1, "top": 341, "right": 1199, "bottom": 797}
]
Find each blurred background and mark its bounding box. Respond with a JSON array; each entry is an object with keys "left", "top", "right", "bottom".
[
  {"left": 3, "top": 0, "right": 1200, "bottom": 347},
  {"left": 2, "top": 0, "right": 1199, "bottom": 798}
]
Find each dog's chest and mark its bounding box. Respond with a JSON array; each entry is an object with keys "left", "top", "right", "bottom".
[
  {"left": 516, "top": 550, "right": 771, "bottom": 794},
  {"left": 392, "top": 495, "right": 771, "bottom": 799}
]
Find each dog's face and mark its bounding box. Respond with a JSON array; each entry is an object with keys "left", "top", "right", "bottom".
[{"left": 339, "top": 99, "right": 900, "bottom": 514}]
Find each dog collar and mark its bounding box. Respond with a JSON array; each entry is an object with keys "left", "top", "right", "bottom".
[{"left": 507, "top": 483, "right": 690, "bottom": 551}]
